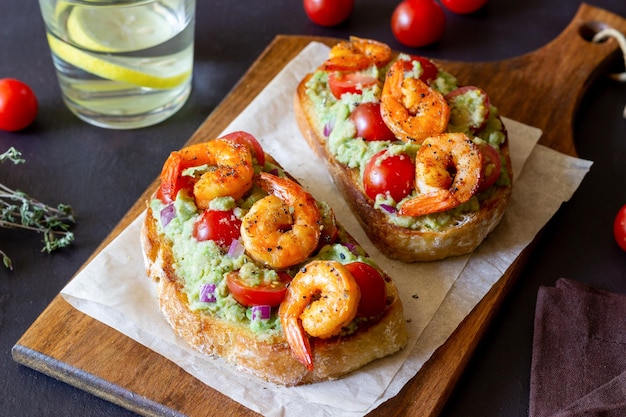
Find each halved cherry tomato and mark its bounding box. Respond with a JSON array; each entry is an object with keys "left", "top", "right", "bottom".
[
  {"left": 445, "top": 86, "right": 491, "bottom": 133},
  {"left": 226, "top": 270, "right": 292, "bottom": 307},
  {"left": 328, "top": 72, "right": 379, "bottom": 99},
  {"left": 409, "top": 56, "right": 439, "bottom": 84},
  {"left": 345, "top": 262, "right": 387, "bottom": 317},
  {"left": 350, "top": 102, "right": 395, "bottom": 141},
  {"left": 220, "top": 131, "right": 265, "bottom": 167},
  {"left": 157, "top": 151, "right": 196, "bottom": 204},
  {"left": 391, "top": 0, "right": 446, "bottom": 48},
  {"left": 193, "top": 209, "right": 242, "bottom": 248},
  {"left": 614, "top": 204, "right": 626, "bottom": 251},
  {"left": 0, "top": 78, "right": 38, "bottom": 132},
  {"left": 363, "top": 150, "right": 415, "bottom": 201},
  {"left": 477, "top": 143, "right": 502, "bottom": 192}
]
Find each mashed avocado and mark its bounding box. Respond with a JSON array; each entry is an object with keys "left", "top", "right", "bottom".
[{"left": 305, "top": 55, "right": 511, "bottom": 232}]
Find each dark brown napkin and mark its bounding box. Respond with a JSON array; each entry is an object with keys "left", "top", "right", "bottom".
[{"left": 529, "top": 278, "right": 626, "bottom": 417}]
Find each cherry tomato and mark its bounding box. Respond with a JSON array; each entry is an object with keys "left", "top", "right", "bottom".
[
  {"left": 350, "top": 102, "right": 395, "bottom": 141},
  {"left": 441, "top": 0, "right": 488, "bottom": 14},
  {"left": 157, "top": 152, "right": 196, "bottom": 204},
  {"left": 407, "top": 56, "right": 439, "bottom": 84},
  {"left": 363, "top": 150, "right": 415, "bottom": 201},
  {"left": 391, "top": 0, "right": 446, "bottom": 48},
  {"left": 303, "top": 0, "right": 353, "bottom": 27},
  {"left": 345, "top": 262, "right": 387, "bottom": 318},
  {"left": 226, "top": 270, "right": 292, "bottom": 307},
  {"left": 193, "top": 209, "right": 242, "bottom": 248},
  {"left": 477, "top": 143, "right": 501, "bottom": 192},
  {"left": 221, "top": 131, "right": 265, "bottom": 167},
  {"left": 0, "top": 78, "right": 38, "bottom": 132},
  {"left": 395, "top": 56, "right": 439, "bottom": 85},
  {"left": 328, "top": 72, "right": 379, "bottom": 100},
  {"left": 614, "top": 204, "right": 626, "bottom": 251}
]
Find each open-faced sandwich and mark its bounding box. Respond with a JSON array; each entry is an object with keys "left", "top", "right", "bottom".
[
  {"left": 140, "top": 131, "right": 408, "bottom": 386},
  {"left": 294, "top": 37, "right": 513, "bottom": 262}
]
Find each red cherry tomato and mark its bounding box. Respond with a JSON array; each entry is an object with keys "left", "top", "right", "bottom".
[
  {"left": 363, "top": 150, "right": 415, "bottom": 201},
  {"left": 345, "top": 262, "right": 387, "bottom": 317},
  {"left": 303, "top": 0, "right": 354, "bottom": 27},
  {"left": 328, "top": 72, "right": 379, "bottom": 100},
  {"left": 409, "top": 56, "right": 439, "bottom": 84},
  {"left": 157, "top": 151, "right": 196, "bottom": 204},
  {"left": 220, "top": 131, "right": 265, "bottom": 167},
  {"left": 350, "top": 102, "right": 395, "bottom": 141},
  {"left": 614, "top": 204, "right": 626, "bottom": 251},
  {"left": 0, "top": 78, "right": 38, "bottom": 132},
  {"left": 441, "top": 0, "right": 488, "bottom": 14},
  {"left": 477, "top": 143, "right": 502, "bottom": 192},
  {"left": 391, "top": 0, "right": 446, "bottom": 48},
  {"left": 193, "top": 209, "right": 242, "bottom": 248},
  {"left": 226, "top": 271, "right": 292, "bottom": 307}
]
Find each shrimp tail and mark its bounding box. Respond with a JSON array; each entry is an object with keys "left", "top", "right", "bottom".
[
  {"left": 399, "top": 190, "right": 453, "bottom": 216},
  {"left": 282, "top": 317, "right": 314, "bottom": 371}
]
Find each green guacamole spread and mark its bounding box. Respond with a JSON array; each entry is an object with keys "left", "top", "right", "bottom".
[{"left": 305, "top": 54, "right": 511, "bottom": 232}]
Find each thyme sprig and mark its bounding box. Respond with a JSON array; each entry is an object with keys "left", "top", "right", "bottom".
[{"left": 0, "top": 147, "right": 76, "bottom": 270}]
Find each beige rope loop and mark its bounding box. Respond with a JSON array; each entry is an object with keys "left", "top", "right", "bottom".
[{"left": 592, "top": 28, "right": 626, "bottom": 117}]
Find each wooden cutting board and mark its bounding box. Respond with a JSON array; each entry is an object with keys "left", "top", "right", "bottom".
[{"left": 12, "top": 4, "right": 626, "bottom": 416}]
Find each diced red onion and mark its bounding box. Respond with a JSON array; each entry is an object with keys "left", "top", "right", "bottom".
[
  {"left": 269, "top": 168, "right": 279, "bottom": 176},
  {"left": 160, "top": 203, "right": 176, "bottom": 227},
  {"left": 323, "top": 120, "right": 335, "bottom": 137},
  {"left": 251, "top": 305, "right": 271, "bottom": 321},
  {"left": 342, "top": 242, "right": 358, "bottom": 255},
  {"left": 380, "top": 204, "right": 397, "bottom": 214},
  {"left": 227, "top": 239, "right": 245, "bottom": 258},
  {"left": 200, "top": 283, "right": 217, "bottom": 303}
]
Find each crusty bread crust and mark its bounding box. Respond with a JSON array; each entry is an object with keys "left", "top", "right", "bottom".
[
  {"left": 294, "top": 73, "right": 513, "bottom": 262},
  {"left": 141, "top": 195, "right": 408, "bottom": 386}
]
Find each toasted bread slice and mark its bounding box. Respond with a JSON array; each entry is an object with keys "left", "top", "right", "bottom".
[
  {"left": 141, "top": 144, "right": 408, "bottom": 386},
  {"left": 294, "top": 45, "right": 513, "bottom": 262}
]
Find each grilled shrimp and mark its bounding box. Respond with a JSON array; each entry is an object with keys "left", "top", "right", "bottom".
[
  {"left": 279, "top": 260, "right": 361, "bottom": 371},
  {"left": 240, "top": 172, "right": 322, "bottom": 269},
  {"left": 399, "top": 133, "right": 482, "bottom": 216},
  {"left": 160, "top": 138, "right": 255, "bottom": 210},
  {"left": 380, "top": 58, "right": 450, "bottom": 143},
  {"left": 322, "top": 36, "right": 392, "bottom": 72}
]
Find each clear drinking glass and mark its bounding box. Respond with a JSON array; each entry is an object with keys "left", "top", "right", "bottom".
[{"left": 38, "top": 0, "right": 195, "bottom": 129}]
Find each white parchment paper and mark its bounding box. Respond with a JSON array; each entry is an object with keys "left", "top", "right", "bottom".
[{"left": 61, "top": 42, "right": 592, "bottom": 416}]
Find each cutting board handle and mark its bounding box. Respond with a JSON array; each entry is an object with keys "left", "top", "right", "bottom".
[{"left": 442, "top": 3, "right": 626, "bottom": 156}]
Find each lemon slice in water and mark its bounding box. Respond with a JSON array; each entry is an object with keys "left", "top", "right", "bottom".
[
  {"left": 49, "top": 4, "right": 191, "bottom": 89},
  {"left": 67, "top": 7, "right": 173, "bottom": 53}
]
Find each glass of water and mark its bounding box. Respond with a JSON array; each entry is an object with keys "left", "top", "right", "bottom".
[{"left": 37, "top": 0, "right": 195, "bottom": 129}]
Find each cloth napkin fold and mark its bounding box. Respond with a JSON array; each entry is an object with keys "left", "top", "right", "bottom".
[{"left": 529, "top": 278, "right": 626, "bottom": 417}]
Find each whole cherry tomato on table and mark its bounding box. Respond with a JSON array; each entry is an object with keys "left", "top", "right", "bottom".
[
  {"left": 391, "top": 0, "right": 447, "bottom": 48},
  {"left": 441, "top": 0, "right": 488, "bottom": 14},
  {"left": 0, "top": 78, "right": 38, "bottom": 132},
  {"left": 614, "top": 204, "right": 626, "bottom": 251},
  {"left": 303, "top": 0, "right": 354, "bottom": 27}
]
